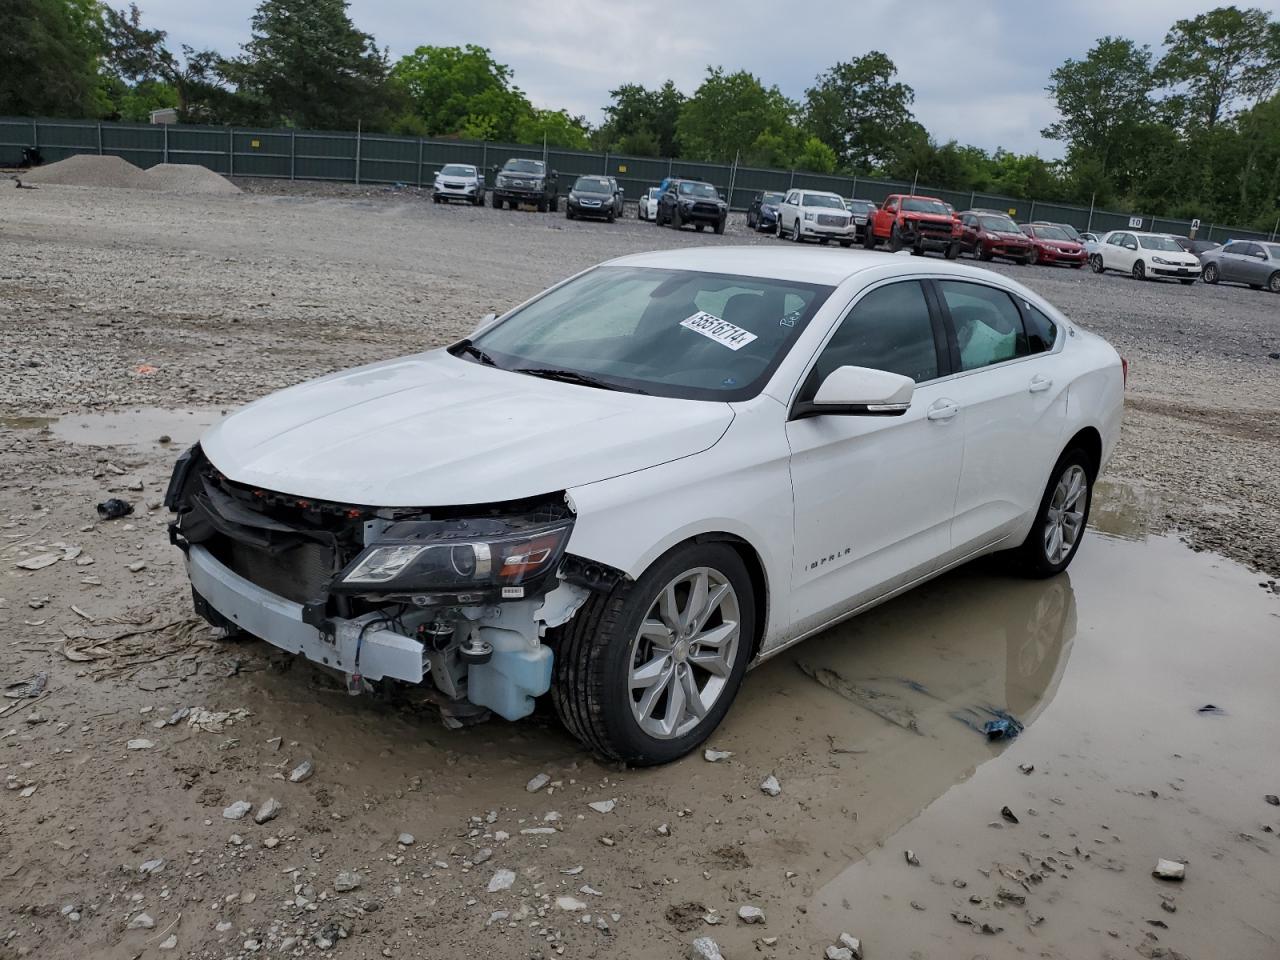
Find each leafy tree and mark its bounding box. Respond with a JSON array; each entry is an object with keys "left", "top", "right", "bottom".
[
  {"left": 0, "top": 0, "right": 106, "bottom": 118},
  {"left": 1155, "top": 6, "right": 1280, "bottom": 129},
  {"left": 100, "top": 4, "right": 225, "bottom": 120},
  {"left": 1043, "top": 37, "right": 1157, "bottom": 177},
  {"left": 793, "top": 136, "right": 838, "bottom": 174},
  {"left": 391, "top": 45, "right": 530, "bottom": 141},
  {"left": 677, "top": 67, "right": 797, "bottom": 162},
  {"left": 514, "top": 109, "right": 590, "bottom": 149},
  {"left": 221, "top": 0, "right": 391, "bottom": 129},
  {"left": 598, "top": 80, "right": 685, "bottom": 156},
  {"left": 803, "top": 52, "right": 916, "bottom": 171}
]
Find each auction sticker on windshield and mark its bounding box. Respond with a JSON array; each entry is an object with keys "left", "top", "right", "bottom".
[{"left": 680, "top": 311, "right": 759, "bottom": 351}]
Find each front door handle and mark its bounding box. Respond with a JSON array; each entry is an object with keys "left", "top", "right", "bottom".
[
  {"left": 926, "top": 399, "right": 959, "bottom": 421},
  {"left": 1029, "top": 375, "right": 1053, "bottom": 393}
]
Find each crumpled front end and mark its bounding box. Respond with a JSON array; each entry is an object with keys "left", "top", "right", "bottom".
[{"left": 165, "top": 445, "right": 597, "bottom": 723}]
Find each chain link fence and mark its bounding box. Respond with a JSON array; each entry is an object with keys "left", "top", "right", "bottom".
[{"left": 4, "top": 116, "right": 1276, "bottom": 243}]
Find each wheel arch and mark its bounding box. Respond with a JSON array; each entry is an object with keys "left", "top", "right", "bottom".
[
  {"left": 1064, "top": 426, "right": 1103, "bottom": 480},
  {"left": 690, "top": 531, "right": 770, "bottom": 659}
]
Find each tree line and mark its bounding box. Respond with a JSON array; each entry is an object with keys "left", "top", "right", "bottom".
[{"left": 3, "top": 0, "right": 1278, "bottom": 229}]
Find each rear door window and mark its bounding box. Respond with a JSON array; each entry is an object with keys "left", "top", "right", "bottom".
[{"left": 938, "top": 281, "right": 1029, "bottom": 371}]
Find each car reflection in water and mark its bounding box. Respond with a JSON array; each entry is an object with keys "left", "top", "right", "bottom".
[{"left": 734, "top": 563, "right": 1076, "bottom": 845}]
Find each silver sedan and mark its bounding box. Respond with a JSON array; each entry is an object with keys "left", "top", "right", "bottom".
[{"left": 1199, "top": 240, "right": 1280, "bottom": 293}]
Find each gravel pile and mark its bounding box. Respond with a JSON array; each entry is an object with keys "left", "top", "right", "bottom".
[
  {"left": 145, "top": 162, "right": 242, "bottom": 195},
  {"left": 19, "top": 154, "right": 151, "bottom": 190}
]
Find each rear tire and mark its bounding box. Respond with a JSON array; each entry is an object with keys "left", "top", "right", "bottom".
[
  {"left": 550, "top": 196, "right": 559, "bottom": 213},
  {"left": 672, "top": 207, "right": 683, "bottom": 230},
  {"left": 537, "top": 198, "right": 548, "bottom": 213},
  {"left": 491, "top": 194, "right": 501, "bottom": 208},
  {"left": 1010, "top": 448, "right": 1094, "bottom": 578},
  {"left": 548, "top": 542, "right": 756, "bottom": 765},
  {"left": 979, "top": 246, "right": 993, "bottom": 262},
  {"left": 1268, "top": 271, "right": 1280, "bottom": 293},
  {"left": 944, "top": 241, "right": 959, "bottom": 260},
  {"left": 863, "top": 226, "right": 876, "bottom": 249},
  {"left": 714, "top": 217, "right": 726, "bottom": 236},
  {"left": 1029, "top": 247, "right": 1039, "bottom": 265},
  {"left": 888, "top": 224, "right": 904, "bottom": 252}
]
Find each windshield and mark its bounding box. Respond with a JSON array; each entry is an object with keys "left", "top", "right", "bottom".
[
  {"left": 1052, "top": 223, "right": 1081, "bottom": 239},
  {"left": 803, "top": 194, "right": 846, "bottom": 209},
  {"left": 979, "top": 216, "right": 1020, "bottom": 232},
  {"left": 573, "top": 176, "right": 611, "bottom": 193},
  {"left": 846, "top": 200, "right": 875, "bottom": 213},
  {"left": 1138, "top": 235, "right": 1181, "bottom": 251},
  {"left": 468, "top": 266, "right": 833, "bottom": 401},
  {"left": 762, "top": 192, "right": 785, "bottom": 205},
  {"left": 678, "top": 181, "right": 719, "bottom": 199},
  {"left": 1032, "top": 225, "right": 1070, "bottom": 240},
  {"left": 1266, "top": 244, "right": 1280, "bottom": 258},
  {"left": 902, "top": 198, "right": 949, "bottom": 215},
  {"left": 502, "top": 159, "right": 545, "bottom": 175},
  {"left": 439, "top": 164, "right": 475, "bottom": 177}
]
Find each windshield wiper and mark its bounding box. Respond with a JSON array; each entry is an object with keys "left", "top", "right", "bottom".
[
  {"left": 514, "top": 367, "right": 644, "bottom": 394},
  {"left": 452, "top": 340, "right": 498, "bottom": 367}
]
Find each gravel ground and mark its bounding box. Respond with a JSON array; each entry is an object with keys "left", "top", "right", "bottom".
[{"left": 1, "top": 181, "right": 1279, "bottom": 960}]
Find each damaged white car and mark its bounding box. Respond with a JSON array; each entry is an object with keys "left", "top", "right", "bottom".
[{"left": 166, "top": 248, "right": 1124, "bottom": 764}]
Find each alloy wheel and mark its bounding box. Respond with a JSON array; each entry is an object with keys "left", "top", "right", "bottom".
[
  {"left": 1043, "top": 465, "right": 1087, "bottom": 565},
  {"left": 626, "top": 567, "right": 741, "bottom": 741}
]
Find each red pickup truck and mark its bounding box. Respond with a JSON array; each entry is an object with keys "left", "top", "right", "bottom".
[{"left": 863, "top": 194, "right": 961, "bottom": 258}]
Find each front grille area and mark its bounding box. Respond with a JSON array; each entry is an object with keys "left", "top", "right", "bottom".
[
  {"left": 226, "top": 540, "right": 336, "bottom": 604},
  {"left": 816, "top": 214, "right": 848, "bottom": 227},
  {"left": 691, "top": 202, "right": 720, "bottom": 216},
  {"left": 914, "top": 220, "right": 953, "bottom": 236}
]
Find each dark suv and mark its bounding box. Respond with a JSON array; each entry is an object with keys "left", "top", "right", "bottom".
[
  {"left": 491, "top": 158, "right": 559, "bottom": 212},
  {"left": 656, "top": 179, "right": 728, "bottom": 233},
  {"left": 566, "top": 175, "right": 621, "bottom": 222}
]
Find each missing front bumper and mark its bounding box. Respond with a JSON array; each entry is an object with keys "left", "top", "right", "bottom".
[{"left": 186, "top": 543, "right": 426, "bottom": 683}]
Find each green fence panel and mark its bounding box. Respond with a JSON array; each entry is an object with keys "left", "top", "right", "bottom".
[
  {"left": 293, "top": 131, "right": 355, "bottom": 181},
  {"left": 165, "top": 125, "right": 230, "bottom": 174},
  {"left": 96, "top": 122, "right": 163, "bottom": 167},
  {"left": 230, "top": 130, "right": 292, "bottom": 178},
  {"left": 601, "top": 155, "right": 669, "bottom": 199},
  {"left": 419, "top": 140, "right": 489, "bottom": 185}
]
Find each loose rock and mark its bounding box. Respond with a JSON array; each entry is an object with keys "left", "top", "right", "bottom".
[
  {"left": 704, "top": 748, "right": 733, "bottom": 762},
  {"left": 127, "top": 912, "right": 155, "bottom": 930},
  {"left": 288, "top": 760, "right": 314, "bottom": 783},
  {"left": 127, "top": 738, "right": 155, "bottom": 750},
  {"left": 738, "top": 904, "right": 765, "bottom": 924},
  {"left": 526, "top": 773, "right": 550, "bottom": 792},
  {"left": 1152, "top": 858, "right": 1186, "bottom": 881},
  {"left": 487, "top": 869, "right": 515, "bottom": 892},
  {"left": 334, "top": 871, "right": 362, "bottom": 892},
  {"left": 689, "top": 936, "right": 724, "bottom": 960},
  {"left": 588, "top": 799, "right": 616, "bottom": 814},
  {"left": 837, "top": 933, "right": 863, "bottom": 958},
  {"left": 222, "top": 800, "right": 252, "bottom": 820},
  {"left": 760, "top": 775, "right": 781, "bottom": 797},
  {"left": 253, "top": 797, "right": 281, "bottom": 824}
]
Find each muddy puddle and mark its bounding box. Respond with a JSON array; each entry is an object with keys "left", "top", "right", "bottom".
[
  {"left": 210, "top": 521, "right": 1278, "bottom": 958},
  {"left": 6, "top": 406, "right": 227, "bottom": 448}
]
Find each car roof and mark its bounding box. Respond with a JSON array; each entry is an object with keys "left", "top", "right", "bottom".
[{"left": 604, "top": 246, "right": 1046, "bottom": 288}]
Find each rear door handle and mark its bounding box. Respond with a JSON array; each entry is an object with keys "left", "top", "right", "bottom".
[
  {"left": 1029, "top": 375, "right": 1053, "bottom": 393},
  {"left": 926, "top": 399, "right": 959, "bottom": 421}
]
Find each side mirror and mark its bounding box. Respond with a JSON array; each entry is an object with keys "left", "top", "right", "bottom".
[{"left": 795, "top": 366, "right": 915, "bottom": 419}]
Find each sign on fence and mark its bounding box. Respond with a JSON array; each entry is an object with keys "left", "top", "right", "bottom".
[{"left": 1128, "top": 216, "right": 1144, "bottom": 228}]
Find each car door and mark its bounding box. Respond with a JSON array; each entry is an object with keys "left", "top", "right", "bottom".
[
  {"left": 785, "top": 279, "right": 963, "bottom": 636},
  {"left": 931, "top": 280, "right": 1069, "bottom": 556},
  {"left": 1238, "top": 243, "right": 1268, "bottom": 285},
  {"left": 1107, "top": 233, "right": 1135, "bottom": 272},
  {"left": 780, "top": 191, "right": 800, "bottom": 233}
]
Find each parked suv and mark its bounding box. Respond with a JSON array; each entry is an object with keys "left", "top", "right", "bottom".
[
  {"left": 491, "top": 158, "right": 559, "bottom": 212},
  {"left": 844, "top": 198, "right": 878, "bottom": 242},
  {"left": 777, "top": 189, "right": 855, "bottom": 245},
  {"left": 656, "top": 179, "right": 727, "bottom": 233},
  {"left": 566, "top": 176, "right": 621, "bottom": 222},
  {"left": 432, "top": 163, "right": 485, "bottom": 205},
  {"left": 864, "top": 194, "right": 959, "bottom": 257},
  {"left": 960, "top": 211, "right": 1034, "bottom": 264}
]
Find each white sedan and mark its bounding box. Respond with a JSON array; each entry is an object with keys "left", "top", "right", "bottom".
[
  {"left": 637, "top": 186, "right": 660, "bottom": 221},
  {"left": 777, "top": 189, "right": 857, "bottom": 245},
  {"left": 1089, "top": 230, "right": 1200, "bottom": 283},
  {"left": 166, "top": 249, "right": 1124, "bottom": 765}
]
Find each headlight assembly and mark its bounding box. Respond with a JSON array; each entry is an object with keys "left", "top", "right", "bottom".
[
  {"left": 1152, "top": 256, "right": 1173, "bottom": 265},
  {"left": 332, "top": 516, "right": 573, "bottom": 601}
]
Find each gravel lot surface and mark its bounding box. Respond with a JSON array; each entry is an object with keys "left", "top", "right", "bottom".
[{"left": 1, "top": 181, "right": 1278, "bottom": 960}]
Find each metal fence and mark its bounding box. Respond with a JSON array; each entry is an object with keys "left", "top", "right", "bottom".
[{"left": 4, "top": 116, "right": 1277, "bottom": 243}]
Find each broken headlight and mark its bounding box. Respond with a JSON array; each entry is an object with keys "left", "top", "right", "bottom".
[{"left": 332, "top": 517, "right": 572, "bottom": 602}]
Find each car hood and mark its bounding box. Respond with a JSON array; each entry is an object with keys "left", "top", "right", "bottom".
[{"left": 200, "top": 351, "right": 734, "bottom": 507}]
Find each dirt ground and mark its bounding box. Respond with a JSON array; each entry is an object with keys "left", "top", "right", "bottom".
[{"left": 1, "top": 181, "right": 1278, "bottom": 960}]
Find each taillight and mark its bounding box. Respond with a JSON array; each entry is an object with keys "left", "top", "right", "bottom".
[{"left": 1121, "top": 357, "right": 1129, "bottom": 388}]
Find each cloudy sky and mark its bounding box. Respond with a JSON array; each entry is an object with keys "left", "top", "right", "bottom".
[{"left": 142, "top": 0, "right": 1237, "bottom": 157}]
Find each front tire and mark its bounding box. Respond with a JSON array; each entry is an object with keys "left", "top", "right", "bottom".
[
  {"left": 792, "top": 219, "right": 803, "bottom": 242},
  {"left": 550, "top": 196, "right": 559, "bottom": 213},
  {"left": 672, "top": 207, "right": 683, "bottom": 230},
  {"left": 549, "top": 542, "right": 755, "bottom": 765},
  {"left": 1011, "top": 449, "right": 1094, "bottom": 578},
  {"left": 491, "top": 193, "right": 502, "bottom": 209},
  {"left": 888, "top": 224, "right": 904, "bottom": 252},
  {"left": 1132, "top": 260, "right": 1146, "bottom": 281},
  {"left": 1202, "top": 263, "right": 1218, "bottom": 283},
  {"left": 714, "top": 217, "right": 726, "bottom": 236},
  {"left": 1090, "top": 254, "right": 1104, "bottom": 273},
  {"left": 944, "top": 241, "right": 959, "bottom": 260}
]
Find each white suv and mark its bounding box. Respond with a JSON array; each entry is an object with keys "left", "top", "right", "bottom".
[
  {"left": 432, "top": 163, "right": 484, "bottom": 205},
  {"left": 777, "top": 190, "right": 855, "bottom": 245}
]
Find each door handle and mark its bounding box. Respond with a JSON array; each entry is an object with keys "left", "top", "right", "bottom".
[
  {"left": 926, "top": 399, "right": 959, "bottom": 421},
  {"left": 1029, "top": 375, "right": 1053, "bottom": 393}
]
